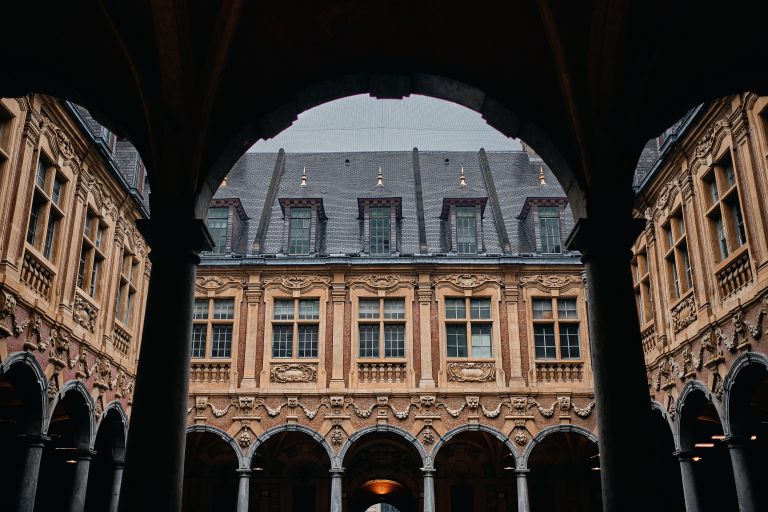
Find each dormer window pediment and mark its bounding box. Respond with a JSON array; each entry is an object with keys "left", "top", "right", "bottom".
[
  {"left": 358, "top": 197, "right": 402, "bottom": 256},
  {"left": 279, "top": 197, "right": 326, "bottom": 255},
  {"left": 440, "top": 197, "right": 487, "bottom": 255}
]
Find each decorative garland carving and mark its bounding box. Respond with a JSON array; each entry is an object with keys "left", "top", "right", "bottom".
[
  {"left": 518, "top": 274, "right": 581, "bottom": 291},
  {"left": 695, "top": 118, "right": 729, "bottom": 158},
  {"left": 270, "top": 363, "right": 317, "bottom": 383},
  {"left": 671, "top": 296, "right": 696, "bottom": 333},
  {"left": 573, "top": 401, "right": 596, "bottom": 418},
  {"left": 446, "top": 362, "right": 495, "bottom": 382},
  {"left": 438, "top": 398, "right": 466, "bottom": 418},
  {"left": 39, "top": 114, "right": 76, "bottom": 160},
  {"left": 195, "top": 275, "right": 247, "bottom": 292},
  {"left": 433, "top": 273, "right": 502, "bottom": 289},
  {"left": 349, "top": 275, "right": 416, "bottom": 291},
  {"left": 480, "top": 400, "right": 506, "bottom": 418},
  {"left": 23, "top": 313, "right": 44, "bottom": 351},
  {"left": 0, "top": 290, "right": 24, "bottom": 338},
  {"left": 263, "top": 275, "right": 330, "bottom": 292}
]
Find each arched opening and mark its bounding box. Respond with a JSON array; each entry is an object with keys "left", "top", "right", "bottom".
[
  {"left": 249, "top": 430, "right": 331, "bottom": 512},
  {"left": 36, "top": 386, "right": 92, "bottom": 512},
  {"left": 726, "top": 358, "right": 768, "bottom": 509},
  {"left": 433, "top": 430, "right": 517, "bottom": 512},
  {"left": 342, "top": 431, "right": 423, "bottom": 512},
  {"left": 650, "top": 407, "right": 684, "bottom": 512},
  {"left": 527, "top": 431, "right": 601, "bottom": 512},
  {"left": 678, "top": 387, "right": 737, "bottom": 512},
  {"left": 182, "top": 430, "right": 239, "bottom": 512},
  {"left": 0, "top": 357, "right": 45, "bottom": 507},
  {"left": 85, "top": 406, "right": 126, "bottom": 511}
]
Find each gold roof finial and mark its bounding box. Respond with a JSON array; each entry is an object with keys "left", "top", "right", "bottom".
[
  {"left": 459, "top": 166, "right": 466, "bottom": 187},
  {"left": 377, "top": 166, "right": 384, "bottom": 187},
  {"left": 539, "top": 165, "right": 547, "bottom": 186},
  {"left": 300, "top": 166, "right": 307, "bottom": 187},
  {"left": 221, "top": 176, "right": 228, "bottom": 188}
]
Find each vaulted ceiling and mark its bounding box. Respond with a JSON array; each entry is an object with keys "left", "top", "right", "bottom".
[{"left": 2, "top": 1, "right": 766, "bottom": 217}]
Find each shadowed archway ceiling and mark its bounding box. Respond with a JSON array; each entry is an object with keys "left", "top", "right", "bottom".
[{"left": 2, "top": 1, "right": 767, "bottom": 214}]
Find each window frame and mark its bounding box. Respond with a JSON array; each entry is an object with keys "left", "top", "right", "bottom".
[
  {"left": 700, "top": 152, "right": 748, "bottom": 266},
  {"left": 288, "top": 207, "right": 312, "bottom": 255},
  {"left": 26, "top": 153, "right": 67, "bottom": 265},
  {"left": 443, "top": 296, "right": 494, "bottom": 359},
  {"left": 191, "top": 297, "right": 237, "bottom": 359},
  {"left": 77, "top": 207, "right": 108, "bottom": 300},
  {"left": 660, "top": 207, "right": 693, "bottom": 302},
  {"left": 206, "top": 206, "right": 229, "bottom": 254},
  {"left": 538, "top": 205, "right": 562, "bottom": 254},
  {"left": 115, "top": 249, "right": 139, "bottom": 329},
  {"left": 632, "top": 246, "right": 654, "bottom": 328},
  {"left": 530, "top": 295, "right": 582, "bottom": 360},
  {"left": 270, "top": 297, "right": 321, "bottom": 359},
  {"left": 356, "top": 297, "right": 407, "bottom": 359}
]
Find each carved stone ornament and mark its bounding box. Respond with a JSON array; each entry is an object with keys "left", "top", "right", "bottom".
[
  {"left": 0, "top": 290, "right": 19, "bottom": 338},
  {"left": 671, "top": 296, "right": 696, "bottom": 333},
  {"left": 511, "top": 396, "right": 528, "bottom": 415},
  {"left": 465, "top": 396, "right": 479, "bottom": 411},
  {"left": 422, "top": 427, "right": 435, "bottom": 445},
  {"left": 24, "top": 313, "right": 44, "bottom": 351},
  {"left": 514, "top": 432, "right": 528, "bottom": 446},
  {"left": 433, "top": 273, "right": 502, "bottom": 289},
  {"left": 270, "top": 363, "right": 317, "bottom": 383},
  {"left": 349, "top": 274, "right": 415, "bottom": 290},
  {"left": 558, "top": 396, "right": 571, "bottom": 413},
  {"left": 518, "top": 274, "right": 580, "bottom": 291},
  {"left": 263, "top": 275, "right": 331, "bottom": 292},
  {"left": 446, "top": 362, "right": 495, "bottom": 382},
  {"left": 49, "top": 329, "right": 71, "bottom": 367},
  {"left": 73, "top": 295, "right": 98, "bottom": 333},
  {"left": 40, "top": 114, "right": 76, "bottom": 160},
  {"left": 239, "top": 430, "right": 252, "bottom": 448},
  {"left": 695, "top": 118, "right": 729, "bottom": 158},
  {"left": 330, "top": 425, "right": 344, "bottom": 445},
  {"left": 654, "top": 180, "right": 679, "bottom": 215},
  {"left": 195, "top": 275, "right": 247, "bottom": 292},
  {"left": 47, "top": 370, "right": 60, "bottom": 400},
  {"left": 92, "top": 356, "right": 112, "bottom": 389}
]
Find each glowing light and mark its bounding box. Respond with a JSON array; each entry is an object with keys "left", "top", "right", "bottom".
[
  {"left": 591, "top": 467, "right": 600, "bottom": 471},
  {"left": 711, "top": 435, "right": 726, "bottom": 441},
  {"left": 692, "top": 457, "right": 702, "bottom": 462},
  {"left": 361, "top": 479, "right": 403, "bottom": 496},
  {"left": 694, "top": 443, "right": 715, "bottom": 448},
  {"left": 751, "top": 435, "right": 757, "bottom": 441},
  {"left": 65, "top": 459, "right": 77, "bottom": 464}
]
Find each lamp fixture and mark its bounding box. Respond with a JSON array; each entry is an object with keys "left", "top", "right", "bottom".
[{"left": 694, "top": 443, "right": 715, "bottom": 448}]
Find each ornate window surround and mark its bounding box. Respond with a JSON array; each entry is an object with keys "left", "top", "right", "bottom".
[
  {"left": 357, "top": 197, "right": 402, "bottom": 256},
  {"left": 278, "top": 197, "right": 326, "bottom": 256},
  {"left": 349, "top": 278, "right": 414, "bottom": 388},
  {"left": 434, "top": 277, "right": 503, "bottom": 387},
  {"left": 440, "top": 197, "right": 487, "bottom": 255},
  {"left": 261, "top": 278, "right": 328, "bottom": 389},
  {"left": 519, "top": 280, "right": 591, "bottom": 385}
]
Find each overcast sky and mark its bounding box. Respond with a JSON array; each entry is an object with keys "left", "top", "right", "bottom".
[{"left": 248, "top": 94, "right": 522, "bottom": 153}]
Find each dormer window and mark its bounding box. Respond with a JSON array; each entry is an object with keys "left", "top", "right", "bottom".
[
  {"left": 289, "top": 207, "right": 311, "bottom": 255},
  {"left": 440, "top": 198, "right": 486, "bottom": 255},
  {"left": 279, "top": 198, "right": 326, "bottom": 256},
  {"left": 456, "top": 206, "right": 477, "bottom": 254},
  {"left": 206, "top": 207, "right": 228, "bottom": 254},
  {"left": 539, "top": 206, "right": 562, "bottom": 253},
  {"left": 358, "top": 198, "right": 402, "bottom": 256}
]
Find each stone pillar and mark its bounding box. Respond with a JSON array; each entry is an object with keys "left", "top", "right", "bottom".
[
  {"left": 515, "top": 469, "right": 530, "bottom": 512},
  {"left": 727, "top": 436, "right": 757, "bottom": 512},
  {"left": 15, "top": 434, "right": 47, "bottom": 512},
  {"left": 674, "top": 450, "right": 700, "bottom": 512},
  {"left": 236, "top": 469, "right": 251, "bottom": 512},
  {"left": 68, "top": 451, "right": 93, "bottom": 512},
  {"left": 118, "top": 217, "right": 212, "bottom": 512},
  {"left": 568, "top": 217, "right": 657, "bottom": 511},
  {"left": 417, "top": 274, "right": 435, "bottom": 387},
  {"left": 504, "top": 280, "right": 524, "bottom": 386},
  {"left": 329, "top": 277, "right": 346, "bottom": 389},
  {"left": 108, "top": 461, "right": 124, "bottom": 512},
  {"left": 422, "top": 468, "right": 436, "bottom": 512},
  {"left": 330, "top": 469, "right": 343, "bottom": 512},
  {"left": 241, "top": 281, "right": 262, "bottom": 389}
]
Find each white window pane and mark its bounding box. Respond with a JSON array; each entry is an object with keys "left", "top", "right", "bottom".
[
  {"left": 532, "top": 299, "right": 553, "bottom": 319},
  {"left": 299, "top": 299, "right": 319, "bottom": 320},
  {"left": 298, "top": 325, "right": 318, "bottom": 358},
  {"left": 534, "top": 324, "right": 556, "bottom": 358},
  {"left": 274, "top": 300, "right": 294, "bottom": 320},
  {"left": 446, "top": 324, "right": 467, "bottom": 357},
  {"left": 213, "top": 299, "right": 234, "bottom": 319},
  {"left": 445, "top": 298, "right": 466, "bottom": 319},
  {"left": 211, "top": 326, "right": 232, "bottom": 358},
  {"left": 559, "top": 324, "right": 581, "bottom": 359},
  {"left": 191, "top": 325, "right": 207, "bottom": 358},
  {"left": 557, "top": 299, "right": 578, "bottom": 319},
  {"left": 383, "top": 299, "right": 405, "bottom": 319},
  {"left": 193, "top": 299, "right": 209, "bottom": 319},
  {"left": 471, "top": 324, "right": 492, "bottom": 357},
  {"left": 359, "top": 299, "right": 379, "bottom": 319},
  {"left": 272, "top": 325, "right": 293, "bottom": 357},
  {"left": 384, "top": 324, "right": 405, "bottom": 357},
  {"left": 359, "top": 324, "right": 380, "bottom": 357},
  {"left": 470, "top": 299, "right": 491, "bottom": 319}
]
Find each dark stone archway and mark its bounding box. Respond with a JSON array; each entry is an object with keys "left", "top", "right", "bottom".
[
  {"left": 182, "top": 430, "right": 240, "bottom": 512},
  {"left": 85, "top": 405, "right": 127, "bottom": 512}
]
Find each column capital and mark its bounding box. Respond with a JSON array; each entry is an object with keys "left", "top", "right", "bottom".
[
  {"left": 565, "top": 217, "right": 646, "bottom": 260},
  {"left": 136, "top": 217, "right": 213, "bottom": 259},
  {"left": 420, "top": 467, "right": 436, "bottom": 476},
  {"left": 112, "top": 460, "right": 126, "bottom": 470},
  {"left": 22, "top": 433, "right": 50, "bottom": 447},
  {"left": 673, "top": 449, "right": 696, "bottom": 461},
  {"left": 514, "top": 468, "right": 530, "bottom": 476},
  {"left": 236, "top": 468, "right": 252, "bottom": 477},
  {"left": 725, "top": 434, "right": 750, "bottom": 448},
  {"left": 329, "top": 468, "right": 345, "bottom": 476}
]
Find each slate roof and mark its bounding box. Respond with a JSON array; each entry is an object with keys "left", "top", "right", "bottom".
[{"left": 211, "top": 148, "right": 575, "bottom": 257}]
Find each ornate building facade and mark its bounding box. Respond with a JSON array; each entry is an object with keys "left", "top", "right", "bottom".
[
  {"left": 635, "top": 93, "right": 768, "bottom": 511},
  {"left": 0, "top": 95, "right": 148, "bottom": 511},
  {"left": 184, "top": 150, "right": 600, "bottom": 511}
]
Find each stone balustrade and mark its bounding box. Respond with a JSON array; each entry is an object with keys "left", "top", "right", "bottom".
[
  {"left": 535, "top": 361, "right": 584, "bottom": 383},
  {"left": 21, "top": 251, "right": 53, "bottom": 299},
  {"left": 357, "top": 361, "right": 407, "bottom": 384},
  {"left": 190, "top": 362, "right": 231, "bottom": 384},
  {"left": 113, "top": 325, "right": 131, "bottom": 356},
  {"left": 641, "top": 324, "right": 657, "bottom": 354},
  {"left": 716, "top": 249, "right": 752, "bottom": 300}
]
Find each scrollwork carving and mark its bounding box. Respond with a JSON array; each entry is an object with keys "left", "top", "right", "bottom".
[
  {"left": 73, "top": 295, "right": 98, "bottom": 333},
  {"left": 671, "top": 296, "right": 696, "bottom": 333},
  {"left": 263, "top": 275, "right": 330, "bottom": 292},
  {"left": 446, "top": 362, "right": 495, "bottom": 382},
  {"left": 270, "top": 363, "right": 317, "bottom": 383},
  {"left": 348, "top": 275, "right": 415, "bottom": 291},
  {"left": 433, "top": 273, "right": 502, "bottom": 289}
]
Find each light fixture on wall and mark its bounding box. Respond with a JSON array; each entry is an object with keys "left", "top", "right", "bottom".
[{"left": 361, "top": 479, "right": 403, "bottom": 496}]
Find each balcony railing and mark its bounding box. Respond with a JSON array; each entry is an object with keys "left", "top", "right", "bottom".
[
  {"left": 113, "top": 325, "right": 130, "bottom": 356},
  {"left": 357, "top": 361, "right": 407, "bottom": 384},
  {"left": 641, "top": 324, "right": 657, "bottom": 355},
  {"left": 190, "top": 361, "right": 231, "bottom": 384},
  {"left": 535, "top": 361, "right": 584, "bottom": 383},
  {"left": 716, "top": 249, "right": 752, "bottom": 300},
  {"left": 21, "top": 251, "right": 53, "bottom": 299}
]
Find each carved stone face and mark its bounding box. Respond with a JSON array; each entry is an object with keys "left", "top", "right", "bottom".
[
  {"left": 420, "top": 395, "right": 435, "bottom": 408},
  {"left": 195, "top": 397, "right": 207, "bottom": 410},
  {"left": 377, "top": 396, "right": 389, "bottom": 406},
  {"left": 511, "top": 397, "right": 527, "bottom": 412},
  {"left": 465, "top": 396, "right": 479, "bottom": 409},
  {"left": 558, "top": 396, "right": 571, "bottom": 412},
  {"left": 239, "top": 397, "right": 254, "bottom": 409},
  {"left": 330, "top": 396, "right": 344, "bottom": 408},
  {"left": 287, "top": 397, "right": 298, "bottom": 407}
]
